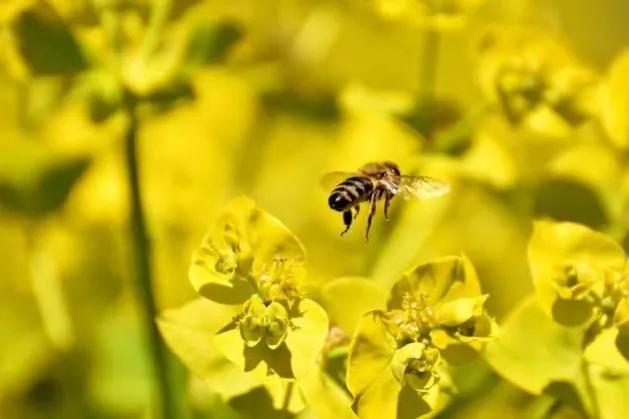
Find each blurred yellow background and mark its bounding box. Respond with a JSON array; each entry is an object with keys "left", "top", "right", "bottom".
[{"left": 1, "top": 0, "right": 628, "bottom": 418}]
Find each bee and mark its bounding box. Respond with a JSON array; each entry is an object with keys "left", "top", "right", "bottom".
[{"left": 324, "top": 161, "right": 450, "bottom": 240}]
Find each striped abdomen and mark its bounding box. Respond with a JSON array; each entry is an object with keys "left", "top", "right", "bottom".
[{"left": 328, "top": 176, "right": 374, "bottom": 211}]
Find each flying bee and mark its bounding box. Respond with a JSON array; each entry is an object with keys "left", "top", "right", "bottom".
[{"left": 323, "top": 161, "right": 450, "bottom": 240}]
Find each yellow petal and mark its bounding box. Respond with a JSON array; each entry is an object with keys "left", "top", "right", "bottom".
[{"left": 346, "top": 311, "right": 395, "bottom": 397}]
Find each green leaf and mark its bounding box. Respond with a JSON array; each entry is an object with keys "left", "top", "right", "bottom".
[
  {"left": 599, "top": 51, "right": 629, "bottom": 149},
  {"left": 352, "top": 371, "right": 434, "bottom": 419},
  {"left": 352, "top": 372, "right": 400, "bottom": 419},
  {"left": 157, "top": 298, "right": 260, "bottom": 399},
  {"left": 584, "top": 327, "right": 629, "bottom": 372},
  {"left": 227, "top": 386, "right": 293, "bottom": 419},
  {"left": 615, "top": 298, "right": 629, "bottom": 328},
  {"left": 0, "top": 144, "right": 89, "bottom": 217},
  {"left": 534, "top": 178, "right": 608, "bottom": 230},
  {"left": 12, "top": 7, "right": 88, "bottom": 75},
  {"left": 298, "top": 370, "right": 357, "bottom": 419},
  {"left": 140, "top": 81, "right": 196, "bottom": 114},
  {"left": 591, "top": 370, "right": 629, "bottom": 419},
  {"left": 399, "top": 98, "right": 462, "bottom": 146},
  {"left": 320, "top": 277, "right": 387, "bottom": 336},
  {"left": 284, "top": 298, "right": 329, "bottom": 378},
  {"left": 261, "top": 88, "right": 340, "bottom": 122},
  {"left": 616, "top": 326, "right": 629, "bottom": 362},
  {"left": 346, "top": 312, "right": 394, "bottom": 398},
  {"left": 485, "top": 296, "right": 583, "bottom": 394},
  {"left": 170, "top": 0, "right": 203, "bottom": 20},
  {"left": 185, "top": 20, "right": 243, "bottom": 67}
]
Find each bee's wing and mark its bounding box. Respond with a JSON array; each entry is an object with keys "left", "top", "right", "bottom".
[
  {"left": 396, "top": 175, "right": 450, "bottom": 199},
  {"left": 320, "top": 171, "right": 358, "bottom": 189}
]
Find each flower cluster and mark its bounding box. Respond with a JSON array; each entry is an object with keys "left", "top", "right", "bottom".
[
  {"left": 159, "top": 197, "right": 330, "bottom": 411},
  {"left": 477, "top": 28, "right": 598, "bottom": 135},
  {"left": 190, "top": 197, "right": 328, "bottom": 377},
  {"left": 529, "top": 221, "right": 629, "bottom": 359},
  {"left": 346, "top": 255, "right": 496, "bottom": 418}
]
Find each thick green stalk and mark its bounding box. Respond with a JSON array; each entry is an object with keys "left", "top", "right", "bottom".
[
  {"left": 366, "top": 27, "right": 444, "bottom": 275},
  {"left": 123, "top": 93, "right": 177, "bottom": 419},
  {"left": 282, "top": 382, "right": 295, "bottom": 411},
  {"left": 419, "top": 28, "right": 440, "bottom": 105},
  {"left": 581, "top": 360, "right": 601, "bottom": 419}
]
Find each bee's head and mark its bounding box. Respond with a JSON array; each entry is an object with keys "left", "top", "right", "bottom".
[{"left": 381, "top": 162, "right": 401, "bottom": 178}]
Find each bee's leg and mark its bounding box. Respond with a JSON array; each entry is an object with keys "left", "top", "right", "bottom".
[
  {"left": 340, "top": 209, "right": 353, "bottom": 236},
  {"left": 353, "top": 204, "right": 360, "bottom": 220},
  {"left": 384, "top": 191, "right": 393, "bottom": 220},
  {"left": 365, "top": 193, "right": 378, "bottom": 241}
]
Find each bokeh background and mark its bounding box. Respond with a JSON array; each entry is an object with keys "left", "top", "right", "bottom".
[{"left": 1, "top": 0, "right": 629, "bottom": 418}]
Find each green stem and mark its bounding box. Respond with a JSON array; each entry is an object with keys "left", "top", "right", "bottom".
[
  {"left": 26, "top": 224, "right": 74, "bottom": 351},
  {"left": 581, "top": 360, "right": 601, "bottom": 419},
  {"left": 419, "top": 28, "right": 440, "bottom": 105},
  {"left": 418, "top": 28, "right": 440, "bottom": 141},
  {"left": 365, "top": 28, "right": 444, "bottom": 276},
  {"left": 140, "top": 0, "right": 174, "bottom": 61},
  {"left": 123, "top": 92, "right": 177, "bottom": 419},
  {"left": 282, "top": 382, "right": 295, "bottom": 411}
]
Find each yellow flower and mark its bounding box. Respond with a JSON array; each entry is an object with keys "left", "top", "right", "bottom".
[
  {"left": 189, "top": 196, "right": 306, "bottom": 305},
  {"left": 346, "top": 255, "right": 496, "bottom": 418},
  {"left": 528, "top": 220, "right": 629, "bottom": 361},
  {"left": 478, "top": 28, "right": 598, "bottom": 136},
  {"left": 239, "top": 295, "right": 290, "bottom": 349},
  {"left": 390, "top": 342, "right": 440, "bottom": 392},
  {"left": 160, "top": 196, "right": 330, "bottom": 414}
]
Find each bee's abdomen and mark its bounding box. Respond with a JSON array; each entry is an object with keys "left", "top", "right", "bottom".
[{"left": 328, "top": 176, "right": 373, "bottom": 211}]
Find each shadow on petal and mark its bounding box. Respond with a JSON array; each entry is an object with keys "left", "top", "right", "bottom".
[
  {"left": 198, "top": 277, "right": 256, "bottom": 305},
  {"left": 397, "top": 385, "right": 431, "bottom": 419},
  {"left": 244, "top": 342, "right": 295, "bottom": 378},
  {"left": 229, "top": 386, "right": 294, "bottom": 419}
]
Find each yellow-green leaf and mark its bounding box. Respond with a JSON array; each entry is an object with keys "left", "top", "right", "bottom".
[
  {"left": 0, "top": 143, "right": 89, "bottom": 217},
  {"left": 298, "top": 370, "right": 357, "bottom": 419},
  {"left": 346, "top": 311, "right": 395, "bottom": 398},
  {"left": 584, "top": 327, "right": 629, "bottom": 372},
  {"left": 321, "top": 277, "right": 387, "bottom": 336},
  {"left": 617, "top": 326, "right": 629, "bottom": 362},
  {"left": 352, "top": 371, "right": 434, "bottom": 419},
  {"left": 599, "top": 51, "right": 629, "bottom": 149},
  {"left": 485, "top": 296, "right": 582, "bottom": 394},
  {"left": 157, "top": 298, "right": 259, "bottom": 398},
  {"left": 351, "top": 370, "right": 399, "bottom": 419},
  {"left": 285, "top": 298, "right": 329, "bottom": 378}
]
